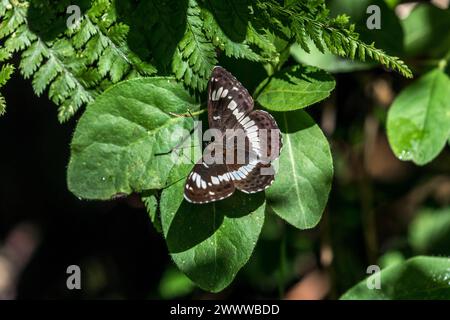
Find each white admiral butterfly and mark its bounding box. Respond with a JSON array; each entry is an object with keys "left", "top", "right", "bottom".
[{"left": 184, "top": 66, "right": 282, "bottom": 204}]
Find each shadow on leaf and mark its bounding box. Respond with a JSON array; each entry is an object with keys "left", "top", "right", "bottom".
[
  {"left": 203, "top": 0, "right": 249, "bottom": 42},
  {"left": 26, "top": 0, "right": 91, "bottom": 41},
  {"left": 115, "top": 0, "right": 188, "bottom": 72},
  {"left": 166, "top": 191, "right": 264, "bottom": 253}
]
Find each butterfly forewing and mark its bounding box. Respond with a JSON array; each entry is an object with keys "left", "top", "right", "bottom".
[
  {"left": 207, "top": 67, "right": 254, "bottom": 132},
  {"left": 229, "top": 109, "right": 282, "bottom": 163},
  {"left": 184, "top": 66, "right": 282, "bottom": 204}
]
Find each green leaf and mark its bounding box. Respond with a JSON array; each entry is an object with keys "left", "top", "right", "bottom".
[
  {"left": 402, "top": 4, "right": 450, "bottom": 58},
  {"left": 409, "top": 207, "right": 450, "bottom": 256},
  {"left": 160, "top": 164, "right": 265, "bottom": 292},
  {"left": 387, "top": 69, "right": 450, "bottom": 165},
  {"left": 255, "top": 65, "right": 335, "bottom": 112},
  {"left": 67, "top": 77, "right": 199, "bottom": 200},
  {"left": 266, "top": 110, "right": 333, "bottom": 229},
  {"left": 341, "top": 256, "right": 450, "bottom": 299}
]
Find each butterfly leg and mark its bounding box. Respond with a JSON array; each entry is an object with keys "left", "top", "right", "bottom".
[{"left": 168, "top": 108, "right": 197, "bottom": 118}]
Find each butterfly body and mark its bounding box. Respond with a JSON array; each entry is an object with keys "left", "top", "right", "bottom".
[{"left": 184, "top": 66, "right": 282, "bottom": 204}]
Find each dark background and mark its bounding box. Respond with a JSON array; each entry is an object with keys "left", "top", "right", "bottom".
[{"left": 1, "top": 0, "right": 450, "bottom": 300}]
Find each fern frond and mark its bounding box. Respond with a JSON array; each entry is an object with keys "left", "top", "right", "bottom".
[
  {"left": 321, "top": 16, "right": 413, "bottom": 78},
  {"left": 0, "top": 0, "right": 157, "bottom": 122},
  {"left": 32, "top": 56, "right": 59, "bottom": 96},
  {"left": 4, "top": 24, "right": 36, "bottom": 52},
  {"left": 246, "top": 23, "right": 279, "bottom": 61},
  {"left": 0, "top": 3, "right": 26, "bottom": 38},
  {"left": 0, "top": 47, "right": 12, "bottom": 62},
  {"left": 0, "top": 63, "right": 14, "bottom": 115},
  {"left": 19, "top": 39, "right": 48, "bottom": 78},
  {"left": 173, "top": 0, "right": 217, "bottom": 91},
  {"left": 200, "top": 7, "right": 260, "bottom": 62},
  {"left": 0, "top": 63, "right": 14, "bottom": 86},
  {"left": 0, "top": 93, "right": 6, "bottom": 115},
  {"left": 254, "top": 0, "right": 413, "bottom": 78},
  {"left": 71, "top": 17, "right": 97, "bottom": 49},
  {"left": 0, "top": 62, "right": 14, "bottom": 113}
]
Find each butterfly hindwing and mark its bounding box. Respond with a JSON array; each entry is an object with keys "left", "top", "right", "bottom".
[
  {"left": 230, "top": 161, "right": 275, "bottom": 194},
  {"left": 223, "top": 146, "right": 276, "bottom": 194},
  {"left": 184, "top": 158, "right": 235, "bottom": 204},
  {"left": 226, "top": 109, "right": 282, "bottom": 163},
  {"left": 208, "top": 66, "right": 254, "bottom": 132}
]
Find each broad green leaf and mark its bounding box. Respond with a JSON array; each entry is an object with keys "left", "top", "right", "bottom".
[
  {"left": 341, "top": 256, "right": 450, "bottom": 299},
  {"left": 387, "top": 69, "right": 450, "bottom": 165},
  {"left": 402, "top": 4, "right": 450, "bottom": 58},
  {"left": 255, "top": 65, "right": 335, "bottom": 111},
  {"left": 266, "top": 110, "right": 333, "bottom": 229},
  {"left": 67, "top": 77, "right": 199, "bottom": 200},
  {"left": 160, "top": 164, "right": 265, "bottom": 292},
  {"left": 290, "top": 43, "right": 373, "bottom": 73},
  {"left": 409, "top": 207, "right": 450, "bottom": 256}
]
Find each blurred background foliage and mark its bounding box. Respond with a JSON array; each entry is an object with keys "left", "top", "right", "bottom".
[{"left": 0, "top": 0, "right": 449, "bottom": 299}]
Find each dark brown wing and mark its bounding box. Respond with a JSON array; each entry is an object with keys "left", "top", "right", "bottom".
[
  {"left": 184, "top": 145, "right": 235, "bottom": 204},
  {"left": 230, "top": 161, "right": 276, "bottom": 194},
  {"left": 244, "top": 110, "right": 282, "bottom": 162},
  {"left": 223, "top": 110, "right": 282, "bottom": 194},
  {"left": 207, "top": 66, "right": 254, "bottom": 132}
]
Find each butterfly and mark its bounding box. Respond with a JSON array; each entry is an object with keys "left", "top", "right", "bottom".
[{"left": 184, "top": 66, "right": 282, "bottom": 204}]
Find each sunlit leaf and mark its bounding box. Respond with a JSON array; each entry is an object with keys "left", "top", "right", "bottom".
[
  {"left": 255, "top": 65, "right": 335, "bottom": 111},
  {"left": 67, "top": 77, "right": 199, "bottom": 200},
  {"left": 341, "top": 256, "right": 450, "bottom": 299},
  {"left": 266, "top": 110, "right": 333, "bottom": 229},
  {"left": 387, "top": 69, "right": 450, "bottom": 165},
  {"left": 402, "top": 4, "right": 450, "bottom": 58}
]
